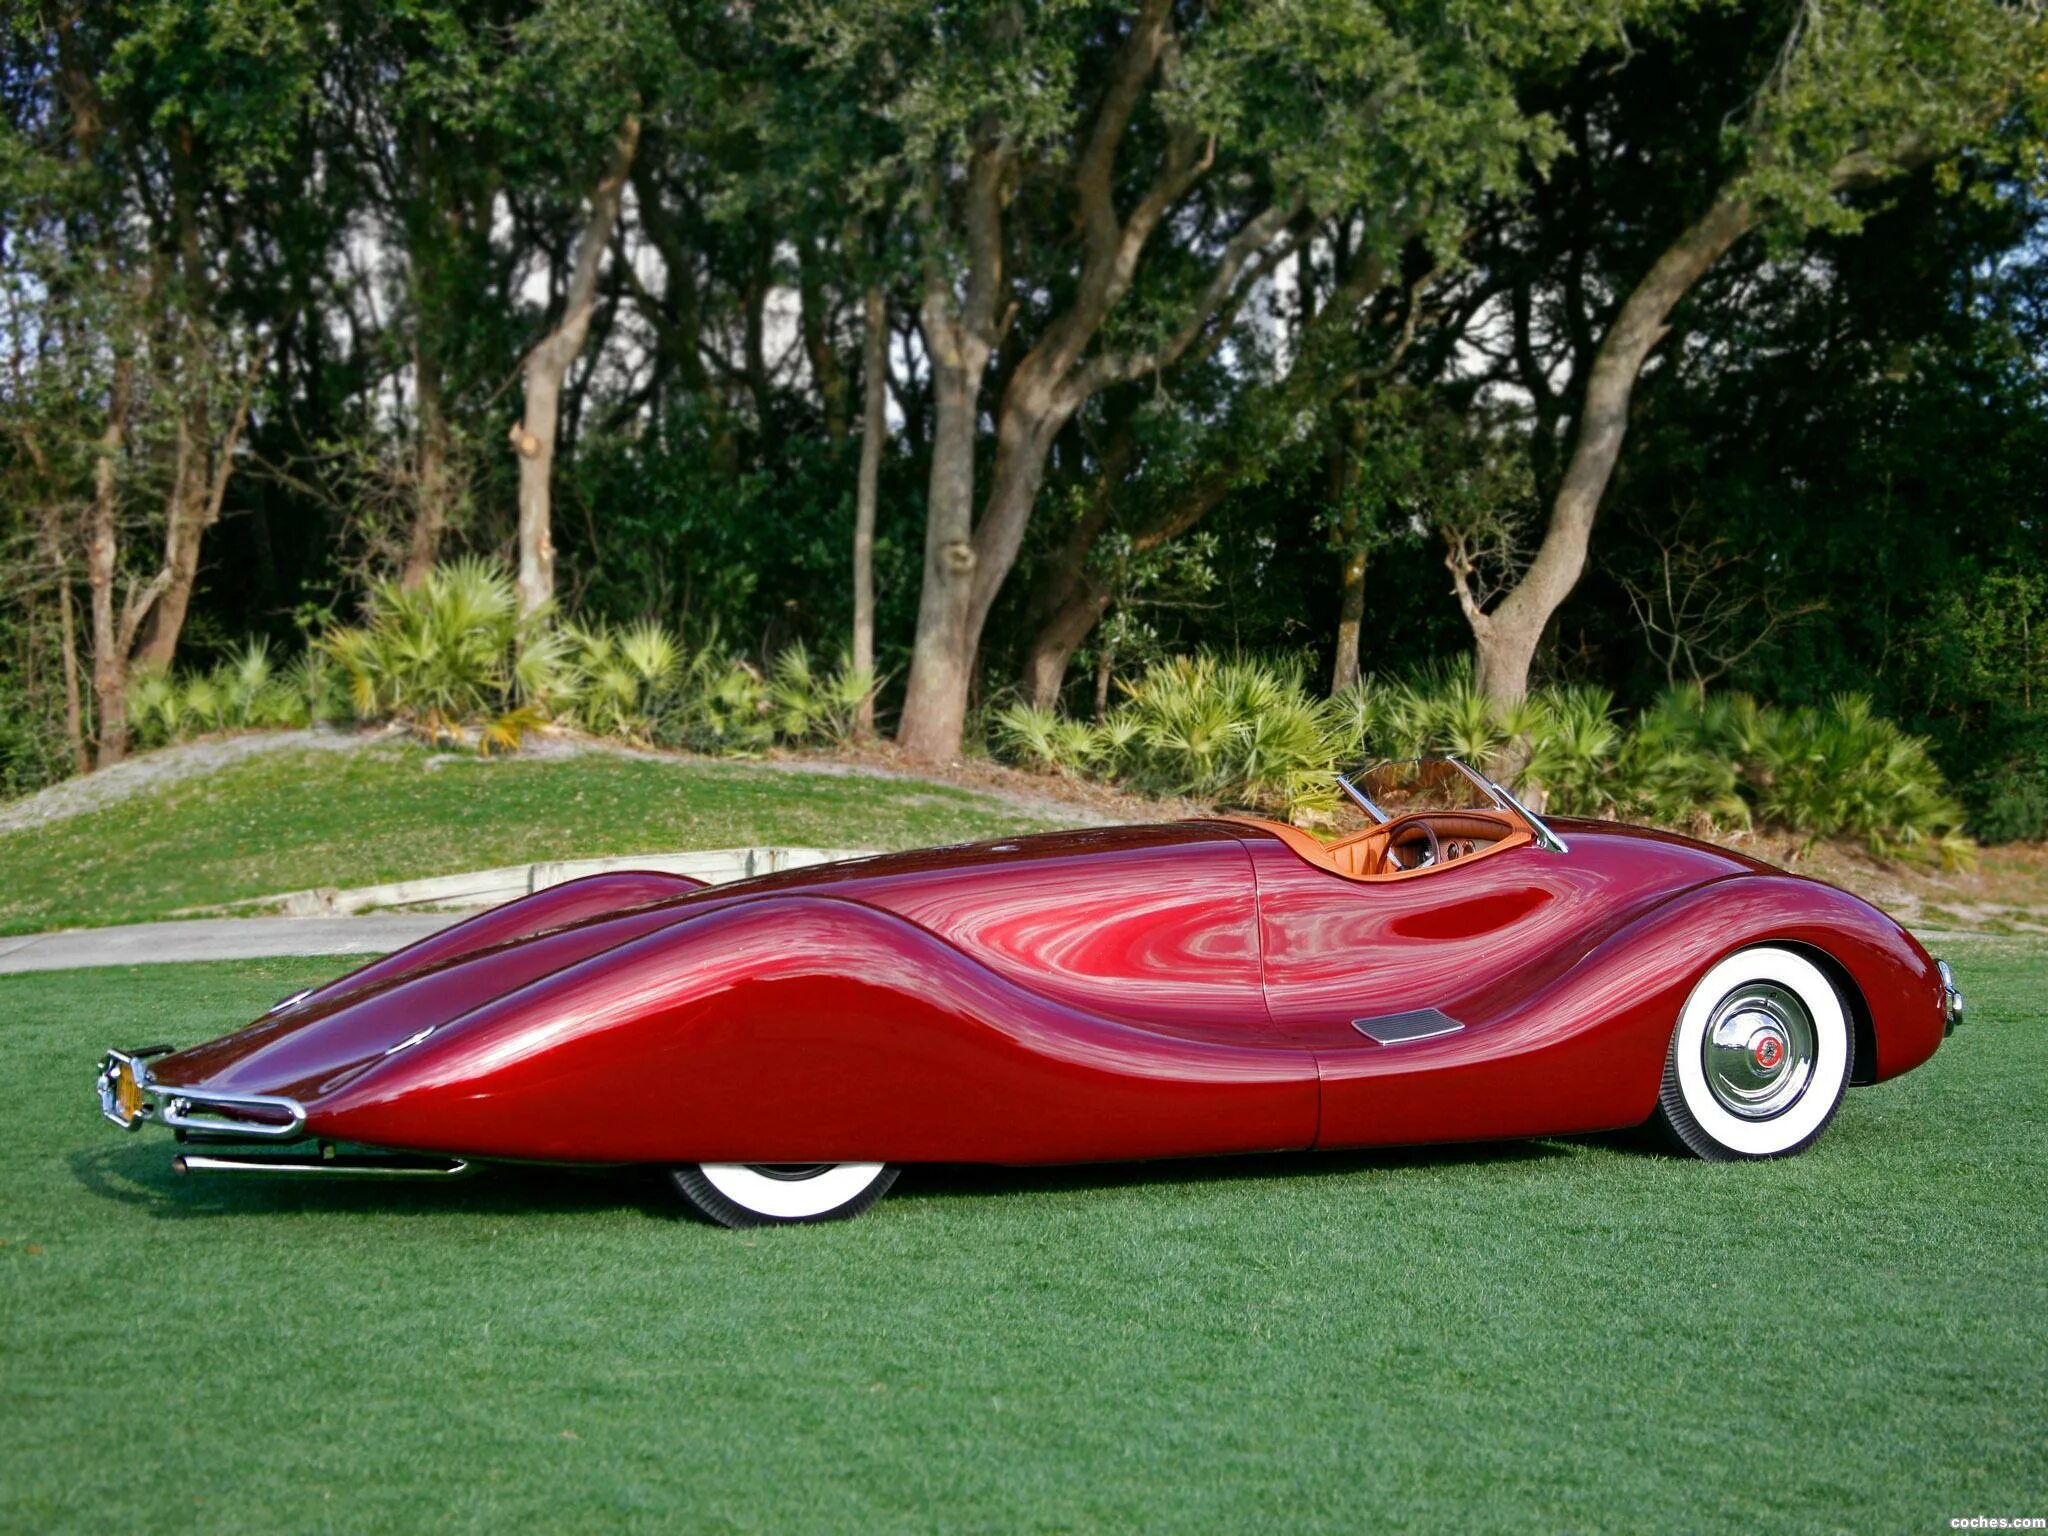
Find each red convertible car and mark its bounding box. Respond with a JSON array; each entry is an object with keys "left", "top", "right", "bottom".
[{"left": 96, "top": 758, "right": 1961, "bottom": 1226}]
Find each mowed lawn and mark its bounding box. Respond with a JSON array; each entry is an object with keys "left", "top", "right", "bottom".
[
  {"left": 0, "top": 744, "right": 1071, "bottom": 935},
  {"left": 1, "top": 941, "right": 2041, "bottom": 1534}
]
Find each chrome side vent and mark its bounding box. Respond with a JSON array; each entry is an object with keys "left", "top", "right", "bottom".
[{"left": 1352, "top": 1008, "right": 1465, "bottom": 1045}]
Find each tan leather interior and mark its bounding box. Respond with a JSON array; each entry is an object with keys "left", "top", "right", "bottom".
[{"left": 1219, "top": 810, "right": 1532, "bottom": 883}]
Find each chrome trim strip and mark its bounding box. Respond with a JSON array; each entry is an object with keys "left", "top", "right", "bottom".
[
  {"left": 161, "top": 1088, "right": 308, "bottom": 1141},
  {"left": 1335, "top": 772, "right": 1387, "bottom": 822},
  {"left": 173, "top": 1150, "right": 471, "bottom": 1178}
]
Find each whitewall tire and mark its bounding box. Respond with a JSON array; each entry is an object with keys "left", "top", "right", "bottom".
[
  {"left": 1653, "top": 946, "right": 1854, "bottom": 1161},
  {"left": 669, "top": 1162, "right": 899, "bottom": 1227}
]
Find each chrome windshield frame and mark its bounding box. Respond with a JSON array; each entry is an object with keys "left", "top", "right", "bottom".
[
  {"left": 1334, "top": 772, "right": 1387, "bottom": 822},
  {"left": 1469, "top": 765, "right": 1570, "bottom": 854}
]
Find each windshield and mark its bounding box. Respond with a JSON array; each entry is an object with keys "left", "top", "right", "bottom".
[
  {"left": 1337, "top": 757, "right": 1569, "bottom": 854},
  {"left": 1341, "top": 758, "right": 1507, "bottom": 819}
]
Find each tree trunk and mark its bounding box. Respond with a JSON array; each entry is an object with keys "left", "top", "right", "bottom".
[
  {"left": 56, "top": 571, "right": 88, "bottom": 774},
  {"left": 1459, "top": 190, "right": 1758, "bottom": 705},
  {"left": 803, "top": 239, "right": 852, "bottom": 445},
  {"left": 852, "top": 281, "right": 886, "bottom": 736},
  {"left": 513, "top": 115, "right": 640, "bottom": 619},
  {"left": 1023, "top": 579, "right": 1114, "bottom": 712},
  {"left": 1331, "top": 547, "right": 1366, "bottom": 695},
  {"left": 132, "top": 349, "right": 264, "bottom": 673},
  {"left": 87, "top": 358, "right": 135, "bottom": 769},
  {"left": 1021, "top": 470, "right": 1233, "bottom": 709},
  {"left": 1328, "top": 409, "right": 1366, "bottom": 696},
  {"left": 403, "top": 337, "right": 453, "bottom": 587},
  {"left": 895, "top": 279, "right": 990, "bottom": 760},
  {"left": 131, "top": 415, "right": 209, "bottom": 672},
  {"left": 38, "top": 509, "right": 89, "bottom": 775},
  {"left": 896, "top": 136, "right": 1009, "bottom": 761}
]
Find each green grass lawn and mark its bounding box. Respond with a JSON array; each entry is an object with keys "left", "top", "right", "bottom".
[
  {"left": 0, "top": 744, "right": 1071, "bottom": 935},
  {"left": 2, "top": 940, "right": 2041, "bottom": 1534}
]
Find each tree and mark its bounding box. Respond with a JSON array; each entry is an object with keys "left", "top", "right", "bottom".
[
  {"left": 800, "top": 0, "right": 1643, "bottom": 758},
  {"left": 4, "top": 0, "right": 320, "bottom": 763},
  {"left": 501, "top": 0, "right": 696, "bottom": 617},
  {"left": 1450, "top": 0, "right": 2048, "bottom": 704}
]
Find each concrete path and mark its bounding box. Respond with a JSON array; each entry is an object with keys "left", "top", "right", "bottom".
[{"left": 0, "top": 914, "right": 462, "bottom": 975}]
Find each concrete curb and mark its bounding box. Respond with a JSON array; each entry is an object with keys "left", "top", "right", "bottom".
[
  {"left": 179, "top": 846, "right": 881, "bottom": 918},
  {"left": 2, "top": 845, "right": 882, "bottom": 975},
  {"left": 0, "top": 914, "right": 467, "bottom": 974}
]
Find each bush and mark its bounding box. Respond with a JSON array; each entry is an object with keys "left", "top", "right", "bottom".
[
  {"left": 127, "top": 638, "right": 343, "bottom": 751},
  {"left": 989, "top": 652, "right": 1971, "bottom": 863},
  {"left": 321, "top": 558, "right": 543, "bottom": 744}
]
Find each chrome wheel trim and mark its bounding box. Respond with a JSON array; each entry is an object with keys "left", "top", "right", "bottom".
[
  {"left": 1700, "top": 982, "right": 1817, "bottom": 1120},
  {"left": 1672, "top": 948, "right": 1849, "bottom": 1157},
  {"left": 697, "top": 1161, "right": 887, "bottom": 1220}
]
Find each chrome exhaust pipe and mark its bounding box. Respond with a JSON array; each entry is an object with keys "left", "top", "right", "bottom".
[{"left": 172, "top": 1149, "right": 472, "bottom": 1179}]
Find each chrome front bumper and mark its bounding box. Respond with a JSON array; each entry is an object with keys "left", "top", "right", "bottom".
[
  {"left": 94, "top": 1047, "right": 471, "bottom": 1178},
  {"left": 1937, "top": 960, "right": 1964, "bottom": 1036},
  {"left": 95, "top": 1046, "right": 309, "bottom": 1141}
]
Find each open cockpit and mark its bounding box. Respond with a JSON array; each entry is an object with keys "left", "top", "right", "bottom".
[{"left": 1224, "top": 756, "right": 1567, "bottom": 882}]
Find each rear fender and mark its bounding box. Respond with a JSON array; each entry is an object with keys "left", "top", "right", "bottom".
[
  {"left": 287, "top": 871, "right": 706, "bottom": 1009},
  {"left": 308, "top": 895, "right": 1319, "bottom": 1164}
]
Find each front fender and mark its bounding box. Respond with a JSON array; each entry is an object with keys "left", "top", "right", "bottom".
[{"left": 1315, "top": 872, "right": 1942, "bottom": 1149}]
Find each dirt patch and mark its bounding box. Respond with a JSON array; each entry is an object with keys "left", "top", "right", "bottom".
[
  {"left": 1645, "top": 823, "right": 2048, "bottom": 936},
  {"left": 0, "top": 726, "right": 1157, "bottom": 838},
  {"left": 0, "top": 728, "right": 400, "bottom": 835}
]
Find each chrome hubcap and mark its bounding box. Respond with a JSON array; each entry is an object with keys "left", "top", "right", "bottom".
[{"left": 1701, "top": 982, "right": 1817, "bottom": 1120}]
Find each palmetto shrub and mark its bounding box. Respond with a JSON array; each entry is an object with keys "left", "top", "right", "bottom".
[
  {"left": 990, "top": 702, "right": 1098, "bottom": 775},
  {"left": 127, "top": 638, "right": 327, "bottom": 750},
  {"left": 1740, "top": 694, "right": 1969, "bottom": 862},
  {"left": 766, "top": 644, "right": 879, "bottom": 748},
  {"left": 990, "top": 652, "right": 1970, "bottom": 863},
  {"left": 554, "top": 619, "right": 679, "bottom": 742},
  {"left": 1110, "top": 656, "right": 1351, "bottom": 813},
  {"left": 321, "top": 558, "right": 544, "bottom": 745}
]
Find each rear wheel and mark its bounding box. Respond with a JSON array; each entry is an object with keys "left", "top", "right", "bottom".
[
  {"left": 1653, "top": 946, "right": 1854, "bottom": 1161},
  {"left": 669, "top": 1162, "right": 899, "bottom": 1227}
]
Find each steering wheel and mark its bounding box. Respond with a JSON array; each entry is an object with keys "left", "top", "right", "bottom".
[{"left": 1385, "top": 816, "right": 1441, "bottom": 873}]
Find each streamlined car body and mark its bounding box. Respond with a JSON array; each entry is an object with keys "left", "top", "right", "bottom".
[{"left": 96, "top": 759, "right": 1961, "bottom": 1225}]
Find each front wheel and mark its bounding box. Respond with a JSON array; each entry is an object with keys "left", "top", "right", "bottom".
[
  {"left": 669, "top": 1162, "right": 899, "bottom": 1227},
  {"left": 1653, "top": 946, "right": 1854, "bottom": 1161}
]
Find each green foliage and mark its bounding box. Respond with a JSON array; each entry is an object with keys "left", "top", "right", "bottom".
[
  {"left": 996, "top": 656, "right": 1356, "bottom": 814},
  {"left": 320, "top": 558, "right": 541, "bottom": 745},
  {"left": 126, "top": 639, "right": 346, "bottom": 750},
  {"left": 765, "top": 644, "right": 879, "bottom": 748},
  {"left": 990, "top": 653, "right": 1969, "bottom": 862},
  {"left": 991, "top": 702, "right": 1108, "bottom": 776}
]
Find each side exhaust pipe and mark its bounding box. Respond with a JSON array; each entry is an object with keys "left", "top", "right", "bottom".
[{"left": 172, "top": 1148, "right": 472, "bottom": 1179}]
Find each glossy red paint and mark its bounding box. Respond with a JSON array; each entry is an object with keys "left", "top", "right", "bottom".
[{"left": 144, "top": 813, "right": 1946, "bottom": 1167}]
